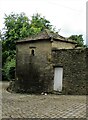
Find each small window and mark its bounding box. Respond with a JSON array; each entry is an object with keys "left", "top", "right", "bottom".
[
  {"left": 31, "top": 49, "right": 35, "bottom": 56},
  {"left": 29, "top": 46, "right": 36, "bottom": 56}
]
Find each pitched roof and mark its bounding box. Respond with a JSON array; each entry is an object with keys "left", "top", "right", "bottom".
[{"left": 17, "top": 29, "right": 77, "bottom": 44}]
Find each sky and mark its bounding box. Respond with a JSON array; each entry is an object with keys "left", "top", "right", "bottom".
[{"left": 0, "top": 0, "right": 87, "bottom": 44}]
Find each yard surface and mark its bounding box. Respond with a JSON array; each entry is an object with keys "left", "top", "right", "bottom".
[{"left": 1, "top": 81, "right": 87, "bottom": 118}]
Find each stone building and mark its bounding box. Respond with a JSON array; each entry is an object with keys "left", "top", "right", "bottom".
[{"left": 14, "top": 29, "right": 87, "bottom": 94}]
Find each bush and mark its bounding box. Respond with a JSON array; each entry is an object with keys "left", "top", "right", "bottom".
[{"left": 3, "top": 58, "right": 15, "bottom": 80}]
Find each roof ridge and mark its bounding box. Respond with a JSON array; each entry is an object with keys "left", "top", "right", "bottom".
[
  {"left": 17, "top": 29, "right": 77, "bottom": 44},
  {"left": 43, "top": 29, "right": 51, "bottom": 37},
  {"left": 43, "top": 29, "right": 59, "bottom": 38}
]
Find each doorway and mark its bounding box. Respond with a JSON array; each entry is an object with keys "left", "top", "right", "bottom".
[{"left": 54, "top": 67, "right": 63, "bottom": 92}]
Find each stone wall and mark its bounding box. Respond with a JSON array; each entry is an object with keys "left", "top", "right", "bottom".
[
  {"left": 52, "top": 48, "right": 87, "bottom": 95},
  {"left": 13, "top": 39, "right": 87, "bottom": 95},
  {"left": 86, "top": 48, "right": 88, "bottom": 94}
]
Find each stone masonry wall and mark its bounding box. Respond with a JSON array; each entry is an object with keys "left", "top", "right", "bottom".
[
  {"left": 15, "top": 40, "right": 54, "bottom": 93},
  {"left": 86, "top": 48, "right": 88, "bottom": 94},
  {"left": 52, "top": 48, "right": 87, "bottom": 95},
  {"left": 14, "top": 39, "right": 87, "bottom": 95}
]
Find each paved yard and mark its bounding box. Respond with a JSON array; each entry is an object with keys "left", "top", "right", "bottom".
[{"left": 1, "top": 82, "right": 87, "bottom": 118}]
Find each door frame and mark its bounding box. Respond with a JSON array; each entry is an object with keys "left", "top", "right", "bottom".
[{"left": 53, "top": 65, "right": 63, "bottom": 92}]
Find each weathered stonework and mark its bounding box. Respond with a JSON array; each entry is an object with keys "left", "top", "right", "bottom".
[
  {"left": 86, "top": 48, "right": 88, "bottom": 94},
  {"left": 10, "top": 30, "right": 87, "bottom": 95},
  {"left": 15, "top": 40, "right": 53, "bottom": 93},
  {"left": 52, "top": 48, "right": 87, "bottom": 95}
]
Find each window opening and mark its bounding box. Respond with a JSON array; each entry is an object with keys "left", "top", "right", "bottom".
[{"left": 31, "top": 49, "right": 35, "bottom": 56}]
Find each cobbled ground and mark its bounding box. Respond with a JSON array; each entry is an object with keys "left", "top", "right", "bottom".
[{"left": 1, "top": 82, "right": 87, "bottom": 118}]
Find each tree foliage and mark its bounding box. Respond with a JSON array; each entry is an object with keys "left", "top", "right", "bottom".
[
  {"left": 3, "top": 58, "right": 15, "bottom": 80},
  {"left": 2, "top": 12, "right": 84, "bottom": 81},
  {"left": 2, "top": 12, "right": 55, "bottom": 80},
  {"left": 29, "top": 13, "right": 53, "bottom": 35},
  {"left": 69, "top": 35, "right": 84, "bottom": 47},
  {"left": 3, "top": 13, "right": 30, "bottom": 51}
]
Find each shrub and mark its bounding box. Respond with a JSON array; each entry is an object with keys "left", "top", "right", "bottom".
[{"left": 3, "top": 58, "right": 15, "bottom": 80}]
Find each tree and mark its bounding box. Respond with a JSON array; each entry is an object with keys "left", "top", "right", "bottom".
[
  {"left": 2, "top": 12, "right": 56, "bottom": 80},
  {"left": 2, "top": 13, "right": 30, "bottom": 50},
  {"left": 29, "top": 13, "right": 53, "bottom": 35},
  {"left": 69, "top": 35, "right": 84, "bottom": 47},
  {"left": 2, "top": 13, "right": 55, "bottom": 52}
]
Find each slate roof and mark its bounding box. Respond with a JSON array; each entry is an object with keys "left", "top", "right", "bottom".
[{"left": 17, "top": 29, "right": 77, "bottom": 44}]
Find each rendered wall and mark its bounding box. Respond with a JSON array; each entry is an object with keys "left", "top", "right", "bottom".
[
  {"left": 52, "top": 40, "right": 76, "bottom": 49},
  {"left": 15, "top": 40, "right": 53, "bottom": 93}
]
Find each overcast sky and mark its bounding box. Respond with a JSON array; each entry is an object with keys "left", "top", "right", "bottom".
[{"left": 0, "top": 0, "right": 87, "bottom": 43}]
